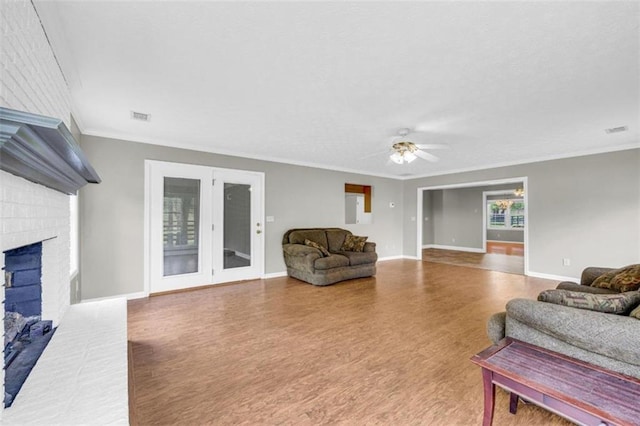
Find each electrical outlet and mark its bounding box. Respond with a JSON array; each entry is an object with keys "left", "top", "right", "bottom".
[
  {"left": 562, "top": 258, "right": 571, "bottom": 266},
  {"left": 452, "top": 238, "right": 456, "bottom": 243}
]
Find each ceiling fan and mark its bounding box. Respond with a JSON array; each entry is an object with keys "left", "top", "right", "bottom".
[{"left": 389, "top": 128, "right": 448, "bottom": 164}]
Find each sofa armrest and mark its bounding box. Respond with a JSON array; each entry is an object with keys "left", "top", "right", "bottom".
[
  {"left": 363, "top": 242, "right": 376, "bottom": 253},
  {"left": 282, "top": 244, "right": 322, "bottom": 272},
  {"left": 581, "top": 267, "right": 614, "bottom": 286},
  {"left": 487, "top": 312, "right": 506, "bottom": 344},
  {"left": 506, "top": 298, "right": 640, "bottom": 366},
  {"left": 556, "top": 282, "right": 617, "bottom": 294},
  {"left": 283, "top": 243, "right": 322, "bottom": 257}
]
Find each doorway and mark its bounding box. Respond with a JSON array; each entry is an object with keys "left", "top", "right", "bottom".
[
  {"left": 416, "top": 177, "right": 529, "bottom": 275},
  {"left": 145, "top": 160, "right": 264, "bottom": 294}
]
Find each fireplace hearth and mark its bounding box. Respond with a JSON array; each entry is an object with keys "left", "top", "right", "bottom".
[{"left": 3, "top": 242, "right": 55, "bottom": 407}]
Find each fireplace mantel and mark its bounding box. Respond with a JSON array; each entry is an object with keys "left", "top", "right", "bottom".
[{"left": 0, "top": 107, "right": 100, "bottom": 195}]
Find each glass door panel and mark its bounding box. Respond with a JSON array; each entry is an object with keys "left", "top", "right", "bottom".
[
  {"left": 223, "top": 183, "right": 251, "bottom": 270},
  {"left": 148, "top": 161, "right": 212, "bottom": 294},
  {"left": 212, "top": 170, "right": 263, "bottom": 283},
  {"left": 163, "top": 177, "right": 200, "bottom": 276}
]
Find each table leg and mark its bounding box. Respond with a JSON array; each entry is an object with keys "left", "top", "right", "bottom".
[
  {"left": 481, "top": 368, "right": 495, "bottom": 426},
  {"left": 509, "top": 392, "right": 519, "bottom": 414}
]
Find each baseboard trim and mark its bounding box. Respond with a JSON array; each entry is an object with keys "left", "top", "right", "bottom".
[
  {"left": 378, "top": 255, "right": 404, "bottom": 261},
  {"left": 424, "top": 244, "right": 485, "bottom": 254},
  {"left": 526, "top": 271, "right": 578, "bottom": 282},
  {"left": 81, "top": 291, "right": 148, "bottom": 303},
  {"left": 263, "top": 271, "right": 288, "bottom": 279}
]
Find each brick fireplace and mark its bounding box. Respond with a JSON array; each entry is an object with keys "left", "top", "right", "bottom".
[{"left": 0, "top": 169, "right": 72, "bottom": 414}]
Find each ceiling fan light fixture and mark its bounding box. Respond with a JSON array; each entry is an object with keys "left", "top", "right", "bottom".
[
  {"left": 405, "top": 151, "right": 417, "bottom": 163},
  {"left": 390, "top": 152, "right": 404, "bottom": 164}
]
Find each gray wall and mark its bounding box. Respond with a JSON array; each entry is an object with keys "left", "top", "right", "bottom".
[
  {"left": 405, "top": 149, "right": 640, "bottom": 278},
  {"left": 433, "top": 187, "right": 484, "bottom": 249},
  {"left": 486, "top": 229, "right": 524, "bottom": 243},
  {"left": 79, "top": 135, "right": 404, "bottom": 299},
  {"left": 422, "top": 191, "right": 434, "bottom": 245}
]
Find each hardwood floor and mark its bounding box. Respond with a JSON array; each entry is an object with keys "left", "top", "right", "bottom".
[
  {"left": 487, "top": 241, "right": 524, "bottom": 256},
  {"left": 128, "top": 260, "right": 571, "bottom": 425},
  {"left": 423, "top": 242, "right": 524, "bottom": 275}
]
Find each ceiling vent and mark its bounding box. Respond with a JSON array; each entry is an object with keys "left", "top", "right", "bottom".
[
  {"left": 605, "top": 126, "right": 628, "bottom": 134},
  {"left": 130, "top": 111, "right": 151, "bottom": 122}
]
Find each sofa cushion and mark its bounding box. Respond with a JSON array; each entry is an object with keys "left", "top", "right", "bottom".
[
  {"left": 334, "top": 250, "right": 377, "bottom": 266},
  {"left": 326, "top": 229, "right": 350, "bottom": 252},
  {"left": 314, "top": 254, "right": 349, "bottom": 270},
  {"left": 591, "top": 264, "right": 640, "bottom": 292},
  {"left": 288, "top": 230, "right": 328, "bottom": 248},
  {"left": 304, "top": 239, "right": 329, "bottom": 257},
  {"left": 341, "top": 234, "right": 368, "bottom": 252},
  {"left": 538, "top": 289, "right": 640, "bottom": 314}
]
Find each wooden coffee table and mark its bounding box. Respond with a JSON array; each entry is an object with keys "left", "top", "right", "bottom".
[{"left": 471, "top": 338, "right": 640, "bottom": 426}]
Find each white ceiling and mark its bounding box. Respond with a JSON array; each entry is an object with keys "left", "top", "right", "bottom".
[{"left": 35, "top": 1, "right": 639, "bottom": 179}]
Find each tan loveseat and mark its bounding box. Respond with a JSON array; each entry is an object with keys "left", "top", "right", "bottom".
[{"left": 282, "top": 228, "right": 377, "bottom": 286}]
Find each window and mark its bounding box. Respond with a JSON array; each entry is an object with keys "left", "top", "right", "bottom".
[
  {"left": 70, "top": 194, "right": 78, "bottom": 277},
  {"left": 487, "top": 199, "right": 525, "bottom": 230}
]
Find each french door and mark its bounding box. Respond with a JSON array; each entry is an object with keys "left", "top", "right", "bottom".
[
  {"left": 146, "top": 160, "right": 264, "bottom": 294},
  {"left": 212, "top": 170, "right": 263, "bottom": 283}
]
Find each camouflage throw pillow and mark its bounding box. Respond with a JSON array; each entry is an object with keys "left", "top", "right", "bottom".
[
  {"left": 538, "top": 289, "right": 640, "bottom": 314},
  {"left": 591, "top": 264, "right": 640, "bottom": 292},
  {"left": 340, "top": 234, "right": 368, "bottom": 252},
  {"left": 304, "top": 239, "right": 330, "bottom": 257}
]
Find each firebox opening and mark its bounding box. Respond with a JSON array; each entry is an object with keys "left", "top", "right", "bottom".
[{"left": 3, "top": 242, "right": 56, "bottom": 408}]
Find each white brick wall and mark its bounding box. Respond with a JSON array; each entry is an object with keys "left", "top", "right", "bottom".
[
  {"left": 0, "top": 0, "right": 73, "bottom": 322},
  {"left": 0, "top": 0, "right": 72, "bottom": 126},
  {"left": 0, "top": 1, "right": 74, "bottom": 418},
  {"left": 1, "top": 171, "right": 71, "bottom": 326}
]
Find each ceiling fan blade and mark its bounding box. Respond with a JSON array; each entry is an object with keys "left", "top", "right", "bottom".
[
  {"left": 360, "top": 148, "right": 390, "bottom": 159},
  {"left": 415, "top": 150, "right": 440, "bottom": 162},
  {"left": 415, "top": 143, "right": 449, "bottom": 150}
]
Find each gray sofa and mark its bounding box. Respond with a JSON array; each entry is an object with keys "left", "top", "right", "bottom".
[
  {"left": 282, "top": 228, "right": 377, "bottom": 286},
  {"left": 487, "top": 267, "right": 640, "bottom": 379}
]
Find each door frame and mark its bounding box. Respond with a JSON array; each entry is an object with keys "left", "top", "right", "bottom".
[
  {"left": 416, "top": 176, "right": 529, "bottom": 275},
  {"left": 144, "top": 160, "right": 265, "bottom": 296}
]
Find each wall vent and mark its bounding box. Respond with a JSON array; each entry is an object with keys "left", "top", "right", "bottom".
[
  {"left": 605, "top": 126, "right": 628, "bottom": 134},
  {"left": 130, "top": 111, "right": 151, "bottom": 122}
]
